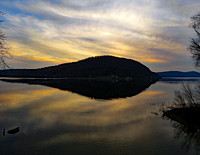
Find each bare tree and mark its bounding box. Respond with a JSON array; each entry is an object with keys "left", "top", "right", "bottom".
[
  {"left": 189, "top": 13, "right": 200, "bottom": 67},
  {"left": 173, "top": 83, "right": 200, "bottom": 108},
  {"left": 0, "top": 11, "right": 9, "bottom": 68}
]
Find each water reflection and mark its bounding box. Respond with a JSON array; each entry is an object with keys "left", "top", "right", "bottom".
[
  {"left": 0, "top": 79, "right": 198, "bottom": 154},
  {"left": 159, "top": 77, "right": 200, "bottom": 84},
  {"left": 0, "top": 78, "right": 154, "bottom": 100},
  {"left": 170, "top": 121, "right": 200, "bottom": 153},
  {"left": 163, "top": 82, "right": 200, "bottom": 153}
]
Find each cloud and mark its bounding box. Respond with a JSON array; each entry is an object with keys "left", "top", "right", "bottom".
[
  {"left": 0, "top": 0, "right": 199, "bottom": 71},
  {"left": 6, "top": 55, "right": 57, "bottom": 69}
]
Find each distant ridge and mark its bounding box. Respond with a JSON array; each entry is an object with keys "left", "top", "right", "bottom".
[
  {"left": 157, "top": 71, "right": 200, "bottom": 77},
  {"left": 0, "top": 55, "right": 159, "bottom": 82}
]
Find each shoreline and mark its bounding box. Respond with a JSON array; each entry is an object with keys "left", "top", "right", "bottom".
[{"left": 163, "top": 107, "right": 200, "bottom": 129}]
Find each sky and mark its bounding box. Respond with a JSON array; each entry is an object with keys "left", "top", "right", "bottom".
[{"left": 0, "top": 0, "right": 200, "bottom": 71}]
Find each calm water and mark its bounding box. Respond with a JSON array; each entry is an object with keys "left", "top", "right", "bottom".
[{"left": 0, "top": 79, "right": 200, "bottom": 155}]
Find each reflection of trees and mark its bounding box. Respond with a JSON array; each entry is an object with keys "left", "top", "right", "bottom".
[
  {"left": 172, "top": 121, "right": 200, "bottom": 153},
  {"left": 163, "top": 82, "right": 200, "bottom": 153}
]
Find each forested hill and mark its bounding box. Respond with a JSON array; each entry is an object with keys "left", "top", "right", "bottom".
[{"left": 0, "top": 55, "right": 159, "bottom": 81}]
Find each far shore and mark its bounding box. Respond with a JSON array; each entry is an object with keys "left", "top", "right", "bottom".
[{"left": 0, "top": 76, "right": 157, "bottom": 81}]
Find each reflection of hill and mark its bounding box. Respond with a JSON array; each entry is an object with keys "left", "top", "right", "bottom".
[{"left": 1, "top": 78, "right": 154, "bottom": 100}]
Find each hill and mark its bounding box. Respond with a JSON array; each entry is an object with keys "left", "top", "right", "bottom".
[
  {"left": 0, "top": 55, "right": 159, "bottom": 81},
  {"left": 157, "top": 71, "right": 200, "bottom": 77}
]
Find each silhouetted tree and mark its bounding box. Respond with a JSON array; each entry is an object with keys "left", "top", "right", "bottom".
[
  {"left": 173, "top": 83, "right": 200, "bottom": 108},
  {"left": 0, "top": 11, "right": 9, "bottom": 68},
  {"left": 189, "top": 13, "right": 200, "bottom": 67}
]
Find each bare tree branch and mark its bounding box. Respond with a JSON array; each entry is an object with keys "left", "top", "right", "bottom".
[
  {"left": 172, "top": 82, "right": 200, "bottom": 108},
  {"left": 0, "top": 11, "right": 9, "bottom": 69},
  {"left": 189, "top": 13, "right": 200, "bottom": 67}
]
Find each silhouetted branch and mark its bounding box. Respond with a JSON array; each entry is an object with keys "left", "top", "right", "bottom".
[
  {"left": 172, "top": 82, "right": 200, "bottom": 108},
  {"left": 189, "top": 13, "right": 200, "bottom": 67},
  {"left": 0, "top": 11, "right": 9, "bottom": 68},
  {"left": 163, "top": 81, "right": 200, "bottom": 152}
]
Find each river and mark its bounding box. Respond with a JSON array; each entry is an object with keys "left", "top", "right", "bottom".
[{"left": 0, "top": 78, "right": 199, "bottom": 154}]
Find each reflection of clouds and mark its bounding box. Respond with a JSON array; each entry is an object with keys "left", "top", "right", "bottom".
[
  {"left": 0, "top": 80, "right": 173, "bottom": 146},
  {"left": 0, "top": 81, "right": 163, "bottom": 130},
  {"left": 0, "top": 81, "right": 191, "bottom": 154},
  {"left": 0, "top": 0, "right": 198, "bottom": 70}
]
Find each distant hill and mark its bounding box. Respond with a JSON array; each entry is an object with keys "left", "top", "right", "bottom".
[
  {"left": 0, "top": 55, "right": 159, "bottom": 82},
  {"left": 157, "top": 71, "right": 200, "bottom": 77}
]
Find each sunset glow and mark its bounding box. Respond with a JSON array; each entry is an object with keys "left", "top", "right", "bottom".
[{"left": 0, "top": 0, "right": 200, "bottom": 71}]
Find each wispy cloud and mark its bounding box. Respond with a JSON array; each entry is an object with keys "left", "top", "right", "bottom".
[{"left": 0, "top": 0, "right": 199, "bottom": 71}]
